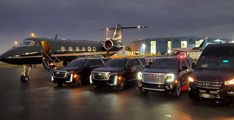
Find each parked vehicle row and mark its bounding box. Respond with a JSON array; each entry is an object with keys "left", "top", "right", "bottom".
[{"left": 50, "top": 43, "right": 234, "bottom": 104}]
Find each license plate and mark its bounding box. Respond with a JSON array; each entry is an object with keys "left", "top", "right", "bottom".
[{"left": 199, "top": 93, "right": 211, "bottom": 98}]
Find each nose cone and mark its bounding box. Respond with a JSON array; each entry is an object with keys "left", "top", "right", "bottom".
[
  {"left": 0, "top": 52, "right": 7, "bottom": 63},
  {"left": 0, "top": 54, "right": 3, "bottom": 61}
]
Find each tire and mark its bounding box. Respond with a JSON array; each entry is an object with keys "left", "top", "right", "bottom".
[
  {"left": 20, "top": 75, "right": 29, "bottom": 83},
  {"left": 188, "top": 91, "right": 200, "bottom": 103},
  {"left": 140, "top": 88, "right": 148, "bottom": 94},
  {"left": 117, "top": 80, "right": 126, "bottom": 91},
  {"left": 117, "top": 82, "right": 125, "bottom": 91},
  {"left": 95, "top": 85, "right": 101, "bottom": 89},
  {"left": 172, "top": 81, "right": 182, "bottom": 97},
  {"left": 56, "top": 83, "right": 63, "bottom": 87}
]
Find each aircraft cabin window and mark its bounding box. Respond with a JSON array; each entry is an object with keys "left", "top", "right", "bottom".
[
  {"left": 20, "top": 40, "right": 35, "bottom": 47},
  {"left": 93, "top": 47, "right": 97, "bottom": 52},
  {"left": 88, "top": 47, "right": 92, "bottom": 52},
  {"left": 82, "top": 47, "right": 86, "bottom": 51},
  {"left": 76, "top": 47, "right": 80, "bottom": 52},
  {"left": 69, "top": 46, "right": 73, "bottom": 51},
  {"left": 61, "top": 46, "right": 66, "bottom": 52}
]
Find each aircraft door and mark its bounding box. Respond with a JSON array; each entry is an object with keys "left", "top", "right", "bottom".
[{"left": 41, "top": 41, "right": 51, "bottom": 55}]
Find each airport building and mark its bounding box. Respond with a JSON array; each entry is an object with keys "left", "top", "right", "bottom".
[{"left": 131, "top": 37, "right": 233, "bottom": 55}]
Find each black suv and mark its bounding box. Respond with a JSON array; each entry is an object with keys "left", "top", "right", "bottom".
[
  {"left": 90, "top": 58, "right": 146, "bottom": 90},
  {"left": 188, "top": 44, "right": 234, "bottom": 103},
  {"left": 51, "top": 58, "right": 107, "bottom": 86},
  {"left": 138, "top": 56, "right": 193, "bottom": 96}
]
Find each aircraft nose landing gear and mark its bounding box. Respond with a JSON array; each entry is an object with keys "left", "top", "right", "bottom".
[{"left": 20, "top": 65, "right": 32, "bottom": 82}]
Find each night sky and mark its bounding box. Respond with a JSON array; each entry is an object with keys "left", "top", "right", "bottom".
[{"left": 1, "top": 0, "right": 234, "bottom": 53}]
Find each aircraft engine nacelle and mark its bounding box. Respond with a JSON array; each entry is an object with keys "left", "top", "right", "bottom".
[{"left": 103, "top": 40, "right": 114, "bottom": 51}]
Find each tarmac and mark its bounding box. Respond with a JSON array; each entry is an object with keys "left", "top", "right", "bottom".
[{"left": 0, "top": 65, "right": 234, "bottom": 120}]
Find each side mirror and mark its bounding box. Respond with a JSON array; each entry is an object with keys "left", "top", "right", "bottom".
[
  {"left": 85, "top": 64, "right": 90, "bottom": 69},
  {"left": 182, "top": 66, "right": 188, "bottom": 70},
  {"left": 192, "top": 63, "right": 196, "bottom": 69},
  {"left": 127, "top": 66, "right": 135, "bottom": 71}
]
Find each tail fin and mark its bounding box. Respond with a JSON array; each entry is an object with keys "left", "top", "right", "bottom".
[{"left": 104, "top": 24, "right": 148, "bottom": 42}]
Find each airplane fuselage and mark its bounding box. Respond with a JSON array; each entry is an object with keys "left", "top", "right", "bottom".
[{"left": 0, "top": 37, "right": 122, "bottom": 65}]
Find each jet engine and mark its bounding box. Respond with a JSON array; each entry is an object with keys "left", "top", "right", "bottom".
[{"left": 103, "top": 40, "right": 114, "bottom": 50}]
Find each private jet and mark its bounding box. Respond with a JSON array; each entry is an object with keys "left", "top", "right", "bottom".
[{"left": 0, "top": 25, "right": 147, "bottom": 82}]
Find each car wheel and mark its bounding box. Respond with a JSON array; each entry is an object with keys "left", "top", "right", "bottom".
[
  {"left": 74, "top": 80, "right": 82, "bottom": 87},
  {"left": 95, "top": 85, "right": 101, "bottom": 89},
  {"left": 172, "top": 81, "right": 181, "bottom": 97},
  {"left": 140, "top": 88, "right": 148, "bottom": 94},
  {"left": 117, "top": 80, "right": 126, "bottom": 91},
  {"left": 20, "top": 75, "right": 29, "bottom": 83},
  {"left": 56, "top": 83, "right": 63, "bottom": 87},
  {"left": 188, "top": 92, "right": 200, "bottom": 103}
]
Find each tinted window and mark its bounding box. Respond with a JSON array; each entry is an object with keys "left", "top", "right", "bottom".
[
  {"left": 149, "top": 58, "right": 179, "bottom": 69},
  {"left": 139, "top": 58, "right": 147, "bottom": 66},
  {"left": 182, "top": 60, "right": 189, "bottom": 68},
  {"left": 67, "top": 59, "right": 86, "bottom": 67},
  {"left": 196, "top": 55, "right": 234, "bottom": 70},
  {"left": 103, "top": 59, "right": 126, "bottom": 68}
]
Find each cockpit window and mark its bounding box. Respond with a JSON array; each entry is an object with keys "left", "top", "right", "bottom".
[{"left": 19, "top": 40, "right": 36, "bottom": 47}]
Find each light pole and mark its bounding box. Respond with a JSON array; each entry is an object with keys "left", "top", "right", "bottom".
[{"left": 142, "top": 43, "right": 146, "bottom": 54}]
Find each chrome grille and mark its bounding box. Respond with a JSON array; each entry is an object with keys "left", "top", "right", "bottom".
[
  {"left": 92, "top": 72, "right": 111, "bottom": 80},
  {"left": 195, "top": 80, "right": 223, "bottom": 90},
  {"left": 142, "top": 73, "right": 166, "bottom": 84},
  {"left": 53, "top": 70, "right": 67, "bottom": 78}
]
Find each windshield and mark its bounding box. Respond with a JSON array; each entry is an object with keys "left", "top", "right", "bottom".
[
  {"left": 19, "top": 40, "right": 36, "bottom": 47},
  {"left": 66, "top": 59, "right": 87, "bottom": 68},
  {"left": 196, "top": 55, "right": 234, "bottom": 70},
  {"left": 103, "top": 59, "right": 126, "bottom": 68},
  {"left": 149, "top": 58, "right": 179, "bottom": 69}
]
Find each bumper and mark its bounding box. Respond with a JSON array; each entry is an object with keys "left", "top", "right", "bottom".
[
  {"left": 90, "top": 75, "right": 118, "bottom": 87},
  {"left": 189, "top": 85, "right": 234, "bottom": 100},
  {"left": 51, "top": 76, "right": 73, "bottom": 84},
  {"left": 140, "top": 82, "right": 176, "bottom": 92}
]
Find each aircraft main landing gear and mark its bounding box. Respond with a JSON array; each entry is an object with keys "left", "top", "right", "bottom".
[{"left": 20, "top": 65, "right": 32, "bottom": 82}]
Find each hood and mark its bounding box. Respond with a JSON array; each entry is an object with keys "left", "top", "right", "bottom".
[
  {"left": 192, "top": 69, "right": 234, "bottom": 82},
  {"left": 59, "top": 67, "right": 83, "bottom": 72},
  {"left": 143, "top": 68, "right": 177, "bottom": 74},
  {"left": 93, "top": 67, "right": 125, "bottom": 73}
]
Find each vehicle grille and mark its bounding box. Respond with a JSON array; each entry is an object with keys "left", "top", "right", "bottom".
[
  {"left": 92, "top": 72, "right": 111, "bottom": 80},
  {"left": 195, "top": 80, "right": 223, "bottom": 90},
  {"left": 53, "top": 71, "right": 67, "bottom": 78},
  {"left": 142, "top": 73, "right": 166, "bottom": 84}
]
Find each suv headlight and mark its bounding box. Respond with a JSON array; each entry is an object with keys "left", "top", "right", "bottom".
[
  {"left": 225, "top": 79, "right": 234, "bottom": 85},
  {"left": 188, "top": 76, "right": 195, "bottom": 83},
  {"left": 137, "top": 72, "right": 142, "bottom": 80},
  {"left": 165, "top": 73, "right": 175, "bottom": 82}
]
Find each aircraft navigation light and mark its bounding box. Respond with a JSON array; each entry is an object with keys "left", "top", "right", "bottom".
[
  {"left": 14, "top": 41, "right": 18, "bottom": 46},
  {"left": 31, "top": 32, "right": 36, "bottom": 38}
]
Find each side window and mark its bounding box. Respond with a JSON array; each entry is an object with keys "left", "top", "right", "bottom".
[
  {"left": 132, "top": 59, "right": 141, "bottom": 67},
  {"left": 183, "top": 60, "right": 189, "bottom": 68},
  {"left": 139, "top": 58, "right": 147, "bottom": 67}
]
